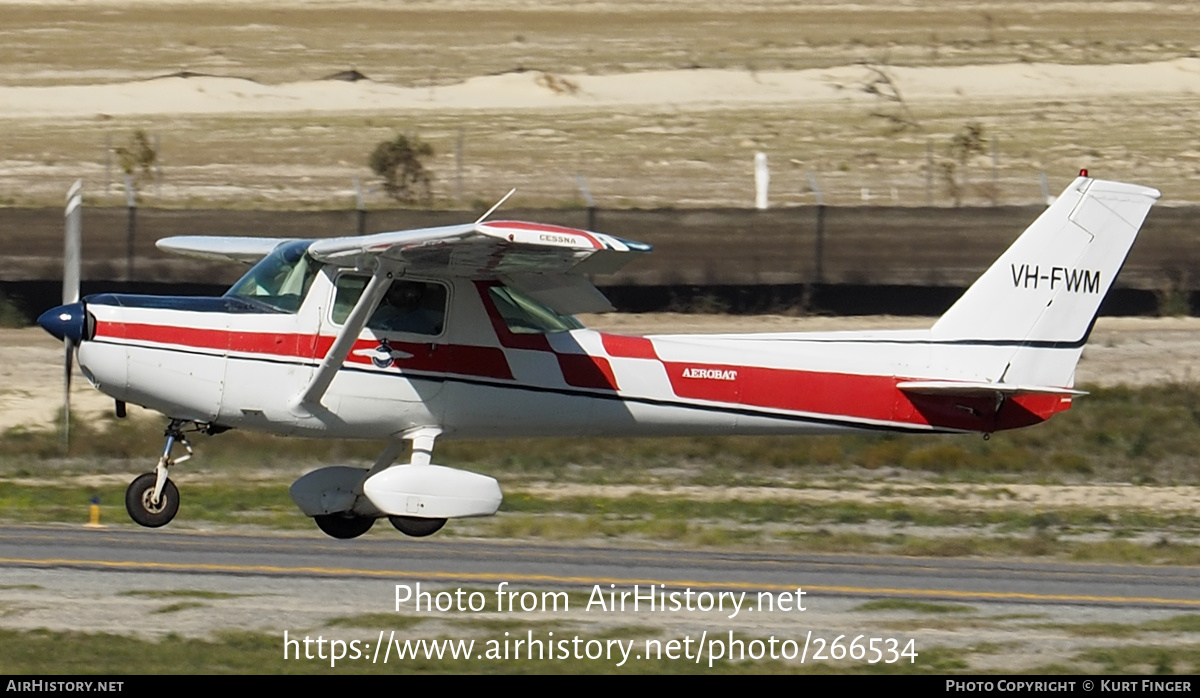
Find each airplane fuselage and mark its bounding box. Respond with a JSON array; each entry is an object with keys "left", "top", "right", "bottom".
[{"left": 75, "top": 272, "right": 1067, "bottom": 443}]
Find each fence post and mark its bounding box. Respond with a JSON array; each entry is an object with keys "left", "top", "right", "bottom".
[
  {"left": 925, "top": 139, "right": 933, "bottom": 206},
  {"left": 353, "top": 177, "right": 366, "bottom": 235},
  {"left": 124, "top": 175, "right": 136, "bottom": 280},
  {"left": 990, "top": 135, "right": 998, "bottom": 206},
  {"left": 808, "top": 172, "right": 825, "bottom": 286},
  {"left": 755, "top": 152, "right": 769, "bottom": 210},
  {"left": 575, "top": 174, "right": 596, "bottom": 230},
  {"left": 455, "top": 129, "right": 464, "bottom": 205}
]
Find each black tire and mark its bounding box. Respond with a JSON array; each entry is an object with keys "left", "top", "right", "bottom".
[
  {"left": 388, "top": 515, "right": 446, "bottom": 537},
  {"left": 125, "top": 472, "right": 180, "bottom": 528},
  {"left": 314, "top": 513, "right": 375, "bottom": 539}
]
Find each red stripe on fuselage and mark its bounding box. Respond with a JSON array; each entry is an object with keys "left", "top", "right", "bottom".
[
  {"left": 601, "top": 333, "right": 659, "bottom": 360},
  {"left": 96, "top": 320, "right": 514, "bottom": 380},
  {"left": 96, "top": 318, "right": 1064, "bottom": 433},
  {"left": 663, "top": 360, "right": 1065, "bottom": 431}
]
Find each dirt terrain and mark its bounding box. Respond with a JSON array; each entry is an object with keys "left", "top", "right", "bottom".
[{"left": 1, "top": 1, "right": 1200, "bottom": 209}]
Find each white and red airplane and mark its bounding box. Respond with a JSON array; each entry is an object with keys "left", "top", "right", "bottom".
[{"left": 38, "top": 174, "right": 1159, "bottom": 538}]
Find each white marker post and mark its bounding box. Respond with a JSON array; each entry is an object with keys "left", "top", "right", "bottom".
[{"left": 754, "top": 152, "right": 769, "bottom": 210}]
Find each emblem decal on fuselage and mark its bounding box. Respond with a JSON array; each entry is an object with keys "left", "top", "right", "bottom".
[
  {"left": 372, "top": 340, "right": 396, "bottom": 368},
  {"left": 352, "top": 340, "right": 414, "bottom": 369}
]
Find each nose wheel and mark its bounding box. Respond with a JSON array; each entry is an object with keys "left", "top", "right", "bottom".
[
  {"left": 125, "top": 419, "right": 207, "bottom": 528},
  {"left": 125, "top": 472, "right": 180, "bottom": 528}
]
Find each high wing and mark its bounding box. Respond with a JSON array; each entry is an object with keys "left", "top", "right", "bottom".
[
  {"left": 156, "top": 236, "right": 294, "bottom": 263},
  {"left": 159, "top": 219, "right": 651, "bottom": 412},
  {"left": 158, "top": 220, "right": 650, "bottom": 314},
  {"left": 309, "top": 220, "right": 650, "bottom": 314}
]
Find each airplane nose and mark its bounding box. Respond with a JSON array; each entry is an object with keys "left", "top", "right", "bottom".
[{"left": 37, "top": 302, "right": 88, "bottom": 343}]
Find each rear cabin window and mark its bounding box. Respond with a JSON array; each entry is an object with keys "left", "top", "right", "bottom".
[
  {"left": 487, "top": 285, "right": 582, "bottom": 334},
  {"left": 333, "top": 276, "right": 447, "bottom": 336}
]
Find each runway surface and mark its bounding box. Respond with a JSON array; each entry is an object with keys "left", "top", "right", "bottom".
[{"left": 3, "top": 524, "right": 1199, "bottom": 609}]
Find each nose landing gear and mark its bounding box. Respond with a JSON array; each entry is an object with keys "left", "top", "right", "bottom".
[{"left": 124, "top": 419, "right": 208, "bottom": 528}]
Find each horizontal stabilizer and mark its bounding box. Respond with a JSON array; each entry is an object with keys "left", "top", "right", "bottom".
[{"left": 897, "top": 381, "right": 1087, "bottom": 397}]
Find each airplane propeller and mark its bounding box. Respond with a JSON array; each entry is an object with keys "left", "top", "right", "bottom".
[
  {"left": 61, "top": 181, "right": 82, "bottom": 447},
  {"left": 39, "top": 181, "right": 83, "bottom": 448}
]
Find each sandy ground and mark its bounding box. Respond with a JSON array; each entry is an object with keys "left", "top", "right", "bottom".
[
  {"left": 5, "top": 315, "right": 1200, "bottom": 433},
  {"left": 5, "top": 59, "right": 1199, "bottom": 119},
  {"left": 2, "top": 1, "right": 1200, "bottom": 207}
]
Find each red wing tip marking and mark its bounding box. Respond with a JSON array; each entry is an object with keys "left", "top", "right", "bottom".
[
  {"left": 480, "top": 220, "right": 603, "bottom": 249},
  {"left": 487, "top": 221, "right": 590, "bottom": 235}
]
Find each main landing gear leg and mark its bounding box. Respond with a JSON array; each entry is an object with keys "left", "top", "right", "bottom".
[
  {"left": 310, "top": 440, "right": 409, "bottom": 539},
  {"left": 125, "top": 419, "right": 194, "bottom": 528},
  {"left": 378, "top": 429, "right": 447, "bottom": 538}
]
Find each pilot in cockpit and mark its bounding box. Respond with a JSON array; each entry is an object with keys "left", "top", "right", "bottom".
[{"left": 369, "top": 280, "right": 444, "bottom": 335}]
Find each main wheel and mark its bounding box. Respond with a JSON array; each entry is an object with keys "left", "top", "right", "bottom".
[
  {"left": 389, "top": 515, "right": 446, "bottom": 538},
  {"left": 125, "top": 472, "right": 180, "bottom": 528},
  {"left": 314, "top": 513, "right": 375, "bottom": 539}
]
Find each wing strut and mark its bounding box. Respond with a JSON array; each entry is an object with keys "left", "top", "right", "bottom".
[{"left": 291, "top": 263, "right": 394, "bottom": 413}]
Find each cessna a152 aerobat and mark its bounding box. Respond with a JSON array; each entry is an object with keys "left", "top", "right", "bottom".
[{"left": 38, "top": 174, "right": 1159, "bottom": 539}]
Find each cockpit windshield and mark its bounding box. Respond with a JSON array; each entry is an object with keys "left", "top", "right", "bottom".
[{"left": 224, "top": 240, "right": 320, "bottom": 313}]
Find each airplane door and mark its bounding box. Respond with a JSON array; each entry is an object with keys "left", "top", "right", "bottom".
[{"left": 331, "top": 274, "right": 448, "bottom": 405}]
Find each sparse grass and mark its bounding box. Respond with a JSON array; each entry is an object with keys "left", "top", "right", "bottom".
[
  {"left": 152, "top": 601, "right": 210, "bottom": 615},
  {"left": 118, "top": 590, "right": 251, "bottom": 600},
  {"left": 855, "top": 600, "right": 977, "bottom": 614},
  {"left": 326, "top": 614, "right": 425, "bottom": 631},
  {"left": 1045, "top": 614, "right": 1200, "bottom": 640},
  {"left": 1072, "top": 643, "right": 1200, "bottom": 674},
  {"left": 1143, "top": 614, "right": 1200, "bottom": 633},
  {"left": 7, "top": 386, "right": 1200, "bottom": 561}
]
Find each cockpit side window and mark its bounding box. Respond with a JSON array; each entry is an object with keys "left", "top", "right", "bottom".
[
  {"left": 332, "top": 275, "right": 447, "bottom": 336},
  {"left": 225, "top": 240, "right": 320, "bottom": 313}
]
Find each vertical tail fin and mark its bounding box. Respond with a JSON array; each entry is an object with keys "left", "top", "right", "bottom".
[{"left": 930, "top": 175, "right": 1160, "bottom": 386}]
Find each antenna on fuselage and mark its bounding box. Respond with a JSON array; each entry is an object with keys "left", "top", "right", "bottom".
[{"left": 474, "top": 188, "right": 516, "bottom": 226}]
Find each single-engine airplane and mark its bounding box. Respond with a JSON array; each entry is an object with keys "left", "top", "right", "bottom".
[{"left": 37, "top": 174, "right": 1159, "bottom": 539}]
